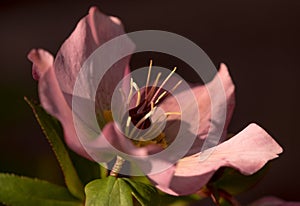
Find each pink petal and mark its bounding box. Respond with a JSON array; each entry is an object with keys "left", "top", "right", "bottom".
[
  {"left": 196, "top": 63, "right": 235, "bottom": 140},
  {"left": 28, "top": 49, "right": 90, "bottom": 159},
  {"left": 160, "top": 63, "right": 235, "bottom": 155},
  {"left": 150, "top": 123, "right": 282, "bottom": 195},
  {"left": 84, "top": 122, "right": 165, "bottom": 174},
  {"left": 53, "top": 7, "right": 134, "bottom": 110},
  {"left": 147, "top": 165, "right": 181, "bottom": 196},
  {"left": 85, "top": 123, "right": 149, "bottom": 159},
  {"left": 250, "top": 196, "right": 300, "bottom": 206},
  {"left": 28, "top": 7, "right": 135, "bottom": 159},
  {"left": 148, "top": 167, "right": 213, "bottom": 196},
  {"left": 27, "top": 49, "right": 54, "bottom": 80}
]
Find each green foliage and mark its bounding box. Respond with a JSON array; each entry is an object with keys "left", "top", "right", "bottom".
[
  {"left": 123, "top": 178, "right": 160, "bottom": 206},
  {"left": 0, "top": 174, "right": 82, "bottom": 206},
  {"left": 25, "top": 98, "right": 84, "bottom": 200},
  {"left": 85, "top": 176, "right": 132, "bottom": 206},
  {"left": 85, "top": 177, "right": 161, "bottom": 206}
]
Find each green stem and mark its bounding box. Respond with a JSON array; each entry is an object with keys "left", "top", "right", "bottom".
[{"left": 110, "top": 156, "right": 125, "bottom": 177}]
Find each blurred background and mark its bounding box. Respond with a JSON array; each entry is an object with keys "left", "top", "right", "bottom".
[{"left": 0, "top": 0, "right": 299, "bottom": 205}]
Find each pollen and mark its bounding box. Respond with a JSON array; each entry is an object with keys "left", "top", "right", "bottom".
[
  {"left": 133, "top": 132, "right": 168, "bottom": 149},
  {"left": 103, "top": 110, "right": 113, "bottom": 123}
]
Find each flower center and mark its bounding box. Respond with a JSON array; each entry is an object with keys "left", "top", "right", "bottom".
[
  {"left": 104, "top": 61, "right": 181, "bottom": 149},
  {"left": 128, "top": 86, "right": 165, "bottom": 130}
]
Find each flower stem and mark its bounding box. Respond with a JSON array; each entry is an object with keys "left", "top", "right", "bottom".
[
  {"left": 218, "top": 189, "right": 240, "bottom": 206},
  {"left": 210, "top": 193, "right": 221, "bottom": 206},
  {"left": 207, "top": 185, "right": 240, "bottom": 206},
  {"left": 110, "top": 156, "right": 125, "bottom": 177}
]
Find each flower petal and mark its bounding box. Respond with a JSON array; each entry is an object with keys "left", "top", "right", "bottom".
[
  {"left": 28, "top": 49, "right": 90, "bottom": 159},
  {"left": 160, "top": 63, "right": 235, "bottom": 154},
  {"left": 28, "top": 7, "right": 135, "bottom": 159},
  {"left": 27, "top": 49, "right": 54, "bottom": 80},
  {"left": 84, "top": 122, "right": 163, "bottom": 170},
  {"left": 147, "top": 165, "right": 178, "bottom": 196},
  {"left": 187, "top": 63, "right": 235, "bottom": 155},
  {"left": 53, "top": 7, "right": 134, "bottom": 110},
  {"left": 150, "top": 123, "right": 282, "bottom": 195},
  {"left": 196, "top": 63, "right": 235, "bottom": 140}
]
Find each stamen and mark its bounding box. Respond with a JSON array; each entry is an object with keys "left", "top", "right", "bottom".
[
  {"left": 134, "top": 108, "right": 155, "bottom": 130},
  {"left": 127, "top": 78, "right": 134, "bottom": 104},
  {"left": 150, "top": 101, "right": 154, "bottom": 110},
  {"left": 154, "top": 80, "right": 183, "bottom": 104},
  {"left": 134, "top": 101, "right": 156, "bottom": 139},
  {"left": 129, "top": 109, "right": 156, "bottom": 138},
  {"left": 123, "top": 61, "right": 183, "bottom": 149},
  {"left": 165, "top": 112, "right": 181, "bottom": 116},
  {"left": 151, "top": 67, "right": 177, "bottom": 102},
  {"left": 132, "top": 81, "right": 141, "bottom": 106},
  {"left": 145, "top": 60, "right": 153, "bottom": 96},
  {"left": 138, "top": 72, "right": 161, "bottom": 113},
  {"left": 140, "top": 112, "right": 168, "bottom": 140},
  {"left": 125, "top": 116, "right": 131, "bottom": 136},
  {"left": 169, "top": 80, "right": 183, "bottom": 93},
  {"left": 146, "top": 72, "right": 162, "bottom": 101},
  {"left": 155, "top": 91, "right": 167, "bottom": 104}
]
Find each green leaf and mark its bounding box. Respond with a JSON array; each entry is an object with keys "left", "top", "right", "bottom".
[
  {"left": 85, "top": 176, "right": 133, "bottom": 206},
  {"left": 110, "top": 179, "right": 133, "bottom": 206},
  {"left": 210, "top": 165, "right": 269, "bottom": 195},
  {"left": 25, "top": 98, "right": 84, "bottom": 200},
  {"left": 0, "top": 173, "right": 82, "bottom": 206},
  {"left": 123, "top": 178, "right": 159, "bottom": 206}
]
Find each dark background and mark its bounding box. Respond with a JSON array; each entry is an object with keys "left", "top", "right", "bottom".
[{"left": 0, "top": 0, "right": 299, "bottom": 205}]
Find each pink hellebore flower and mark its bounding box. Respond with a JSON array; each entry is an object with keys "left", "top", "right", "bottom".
[{"left": 28, "top": 7, "right": 283, "bottom": 196}]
